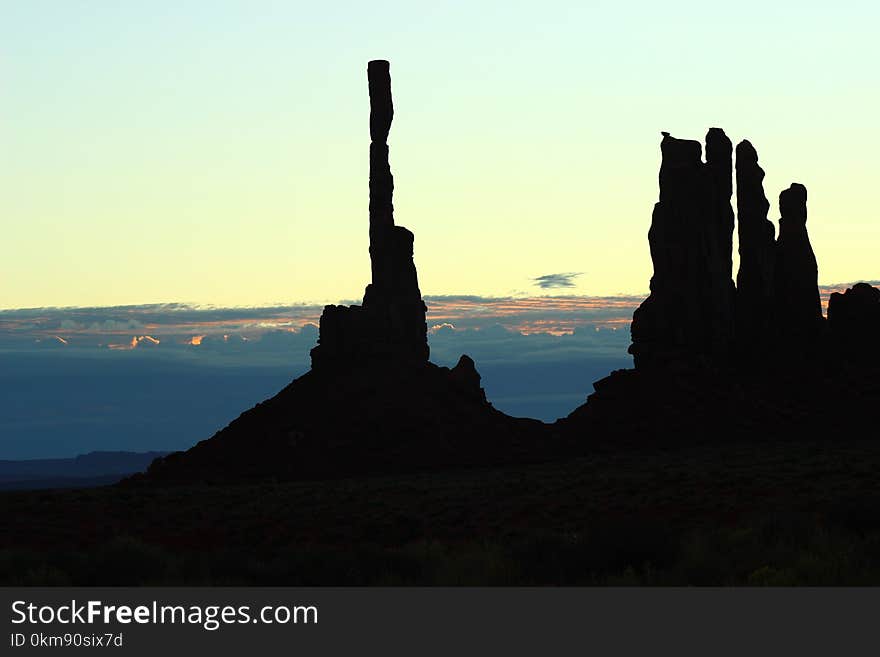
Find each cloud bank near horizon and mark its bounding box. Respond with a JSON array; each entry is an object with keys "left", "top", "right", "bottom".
[
  {"left": 0, "top": 282, "right": 872, "bottom": 354},
  {"left": 1, "top": 283, "right": 875, "bottom": 459},
  {"left": 0, "top": 294, "right": 642, "bottom": 354},
  {"left": 0, "top": 294, "right": 640, "bottom": 458}
]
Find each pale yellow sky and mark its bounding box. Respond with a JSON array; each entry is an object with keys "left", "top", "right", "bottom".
[{"left": 1, "top": 1, "right": 877, "bottom": 309}]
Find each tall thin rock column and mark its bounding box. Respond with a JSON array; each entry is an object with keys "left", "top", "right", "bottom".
[
  {"left": 362, "top": 60, "right": 429, "bottom": 363},
  {"left": 705, "top": 128, "right": 736, "bottom": 360},
  {"left": 706, "top": 128, "right": 735, "bottom": 279},
  {"left": 734, "top": 140, "right": 776, "bottom": 354},
  {"left": 774, "top": 183, "right": 823, "bottom": 347},
  {"left": 366, "top": 59, "right": 395, "bottom": 293},
  {"left": 310, "top": 60, "right": 428, "bottom": 370}
]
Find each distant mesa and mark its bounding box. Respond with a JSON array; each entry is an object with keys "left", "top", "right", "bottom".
[{"left": 0, "top": 451, "right": 169, "bottom": 490}]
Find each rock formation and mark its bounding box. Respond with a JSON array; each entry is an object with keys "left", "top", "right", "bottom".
[
  {"left": 130, "top": 61, "right": 551, "bottom": 485},
  {"left": 629, "top": 129, "right": 735, "bottom": 369},
  {"left": 734, "top": 140, "right": 776, "bottom": 355},
  {"left": 310, "top": 60, "right": 429, "bottom": 370},
  {"left": 566, "top": 128, "right": 879, "bottom": 449},
  {"left": 828, "top": 282, "right": 880, "bottom": 359},
  {"left": 706, "top": 127, "right": 735, "bottom": 288},
  {"left": 630, "top": 128, "right": 832, "bottom": 369},
  {"left": 705, "top": 128, "right": 737, "bottom": 361},
  {"left": 773, "top": 183, "right": 824, "bottom": 348},
  {"left": 126, "top": 84, "right": 880, "bottom": 483}
]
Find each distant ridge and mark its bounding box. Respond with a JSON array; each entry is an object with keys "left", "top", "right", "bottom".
[{"left": 0, "top": 451, "right": 168, "bottom": 490}]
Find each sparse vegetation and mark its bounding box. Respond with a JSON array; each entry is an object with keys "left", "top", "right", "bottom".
[{"left": 4, "top": 439, "right": 880, "bottom": 585}]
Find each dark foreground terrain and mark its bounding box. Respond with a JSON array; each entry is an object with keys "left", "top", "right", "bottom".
[{"left": 4, "top": 437, "right": 880, "bottom": 585}]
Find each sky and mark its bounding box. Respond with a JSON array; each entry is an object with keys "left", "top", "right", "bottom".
[
  {"left": 1, "top": 2, "right": 879, "bottom": 459},
  {"left": 2, "top": 1, "right": 879, "bottom": 309}
]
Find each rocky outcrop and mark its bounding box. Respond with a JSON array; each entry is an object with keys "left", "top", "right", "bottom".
[
  {"left": 563, "top": 129, "right": 880, "bottom": 449},
  {"left": 773, "top": 183, "right": 824, "bottom": 348},
  {"left": 138, "top": 361, "right": 549, "bottom": 484},
  {"left": 310, "top": 60, "right": 428, "bottom": 370},
  {"left": 705, "top": 128, "right": 737, "bottom": 361},
  {"left": 734, "top": 140, "right": 776, "bottom": 355},
  {"left": 706, "top": 127, "right": 735, "bottom": 288},
  {"left": 629, "top": 129, "right": 735, "bottom": 369},
  {"left": 631, "top": 130, "right": 830, "bottom": 368},
  {"left": 566, "top": 159, "right": 876, "bottom": 446},
  {"left": 828, "top": 283, "right": 880, "bottom": 359},
  {"left": 129, "top": 61, "right": 552, "bottom": 485},
  {"left": 129, "top": 84, "right": 880, "bottom": 484}
]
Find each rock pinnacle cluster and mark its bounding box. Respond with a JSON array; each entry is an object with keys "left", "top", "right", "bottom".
[
  {"left": 563, "top": 128, "right": 879, "bottom": 446},
  {"left": 629, "top": 130, "right": 851, "bottom": 369}
]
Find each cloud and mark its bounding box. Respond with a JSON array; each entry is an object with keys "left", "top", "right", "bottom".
[
  {"left": 423, "top": 294, "right": 641, "bottom": 335},
  {"left": 818, "top": 281, "right": 880, "bottom": 311},
  {"left": 0, "top": 310, "right": 635, "bottom": 458},
  {"left": 2, "top": 281, "right": 876, "bottom": 359},
  {"left": 531, "top": 272, "right": 583, "bottom": 289},
  {"left": 428, "top": 322, "right": 456, "bottom": 334},
  {"left": 4, "top": 283, "right": 879, "bottom": 457}
]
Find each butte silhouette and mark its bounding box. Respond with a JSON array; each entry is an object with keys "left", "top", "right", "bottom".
[
  {"left": 561, "top": 130, "right": 879, "bottom": 445},
  {"left": 137, "top": 61, "right": 548, "bottom": 484},
  {"left": 134, "top": 63, "right": 879, "bottom": 485}
]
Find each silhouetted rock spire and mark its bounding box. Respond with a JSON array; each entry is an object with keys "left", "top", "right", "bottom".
[
  {"left": 570, "top": 132, "right": 880, "bottom": 448},
  {"left": 706, "top": 127, "right": 735, "bottom": 280},
  {"left": 773, "top": 183, "right": 823, "bottom": 346},
  {"left": 367, "top": 59, "right": 395, "bottom": 287},
  {"left": 735, "top": 140, "right": 776, "bottom": 353},
  {"left": 705, "top": 128, "right": 736, "bottom": 359},
  {"left": 310, "top": 60, "right": 429, "bottom": 370},
  {"left": 630, "top": 128, "right": 836, "bottom": 369},
  {"left": 629, "top": 129, "right": 735, "bottom": 369},
  {"left": 133, "top": 60, "right": 550, "bottom": 486}
]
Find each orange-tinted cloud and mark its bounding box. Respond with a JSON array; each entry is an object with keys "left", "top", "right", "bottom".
[
  {"left": 2, "top": 284, "right": 876, "bottom": 351},
  {"left": 106, "top": 335, "right": 161, "bottom": 350}
]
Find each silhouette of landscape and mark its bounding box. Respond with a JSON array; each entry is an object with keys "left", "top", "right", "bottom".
[
  {"left": 2, "top": 61, "right": 879, "bottom": 585},
  {"left": 0, "top": 451, "right": 167, "bottom": 491}
]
